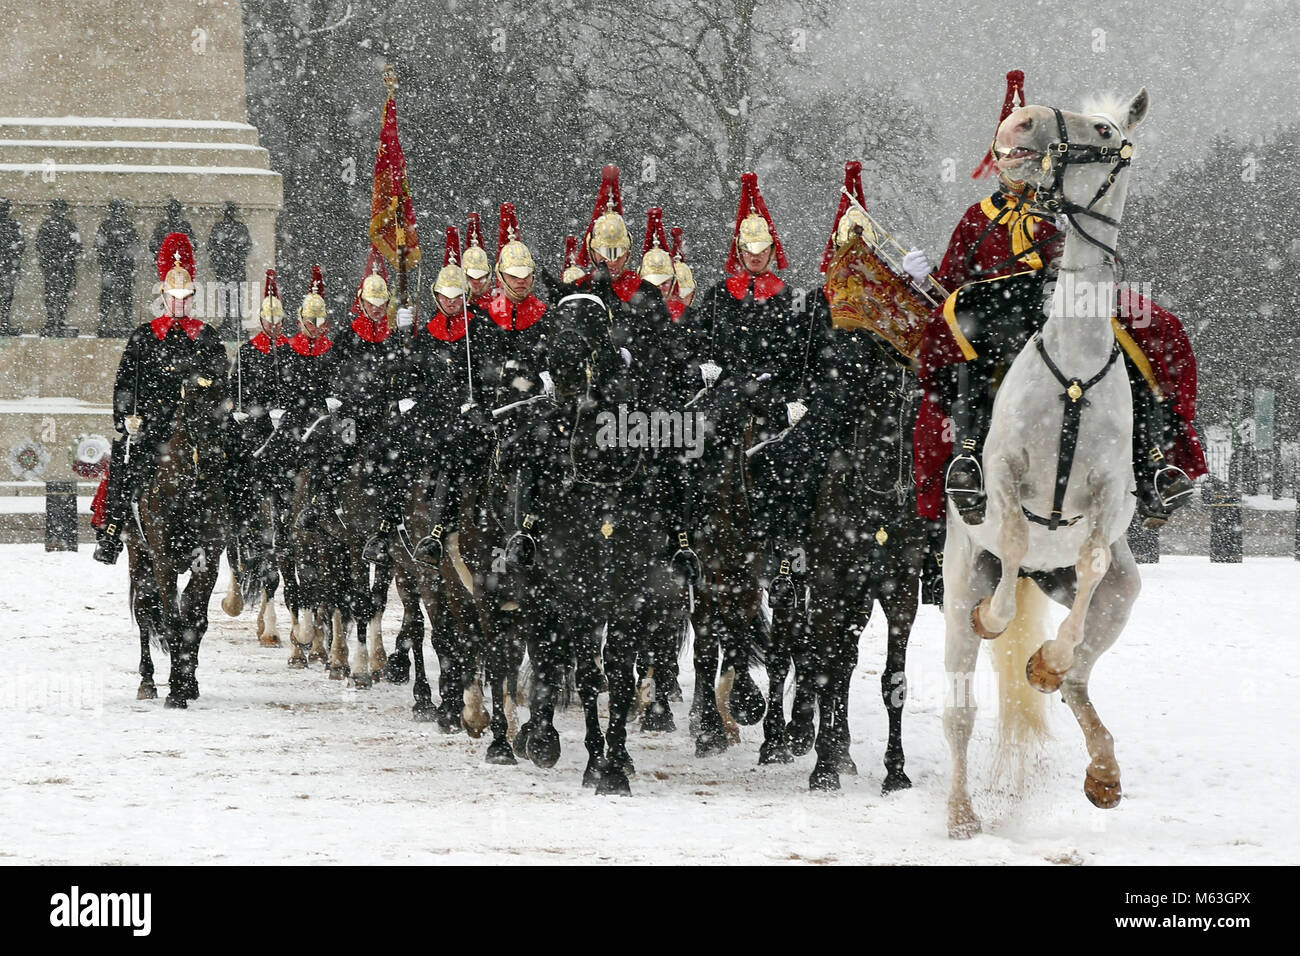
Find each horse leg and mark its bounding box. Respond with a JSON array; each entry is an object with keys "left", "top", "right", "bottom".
[
  {"left": 639, "top": 618, "right": 678, "bottom": 733},
  {"left": 880, "top": 578, "right": 919, "bottom": 794},
  {"left": 786, "top": 618, "right": 818, "bottom": 756},
  {"left": 576, "top": 631, "right": 606, "bottom": 786},
  {"left": 596, "top": 623, "right": 635, "bottom": 796},
  {"left": 758, "top": 607, "right": 795, "bottom": 764},
  {"left": 691, "top": 605, "right": 729, "bottom": 756},
  {"left": 808, "top": 644, "right": 842, "bottom": 791},
  {"left": 1027, "top": 514, "right": 1112, "bottom": 693},
  {"left": 971, "top": 496, "right": 1029, "bottom": 639},
  {"left": 1060, "top": 537, "right": 1139, "bottom": 808},
  {"left": 348, "top": 577, "right": 372, "bottom": 690},
  {"left": 368, "top": 564, "right": 390, "bottom": 681},
  {"left": 944, "top": 532, "right": 993, "bottom": 838},
  {"left": 328, "top": 607, "right": 349, "bottom": 679}
]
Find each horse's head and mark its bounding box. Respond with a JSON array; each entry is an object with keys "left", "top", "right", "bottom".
[
  {"left": 177, "top": 369, "right": 232, "bottom": 442},
  {"left": 994, "top": 89, "right": 1148, "bottom": 220},
  {"left": 547, "top": 292, "right": 613, "bottom": 399}
]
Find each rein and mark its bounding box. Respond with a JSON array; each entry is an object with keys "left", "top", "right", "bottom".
[{"left": 1022, "top": 332, "right": 1122, "bottom": 531}]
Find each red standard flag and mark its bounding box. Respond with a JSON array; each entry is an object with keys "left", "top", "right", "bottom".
[{"left": 369, "top": 88, "right": 421, "bottom": 268}]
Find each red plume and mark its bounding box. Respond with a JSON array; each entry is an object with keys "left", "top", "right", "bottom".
[
  {"left": 310, "top": 265, "right": 324, "bottom": 296},
  {"left": 562, "top": 235, "right": 579, "bottom": 271},
  {"left": 820, "top": 160, "right": 868, "bottom": 273},
  {"left": 263, "top": 268, "right": 279, "bottom": 301},
  {"left": 725, "top": 172, "right": 787, "bottom": 275},
  {"left": 669, "top": 226, "right": 684, "bottom": 260},
  {"left": 642, "top": 207, "right": 669, "bottom": 256},
  {"left": 578, "top": 164, "right": 624, "bottom": 268},
  {"left": 156, "top": 232, "right": 195, "bottom": 283},
  {"left": 443, "top": 226, "right": 462, "bottom": 267},
  {"left": 497, "top": 202, "right": 522, "bottom": 252},
  {"left": 972, "top": 69, "right": 1026, "bottom": 179}
]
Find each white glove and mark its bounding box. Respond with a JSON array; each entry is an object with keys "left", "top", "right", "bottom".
[
  {"left": 398, "top": 398, "right": 416, "bottom": 415},
  {"left": 539, "top": 371, "right": 555, "bottom": 396},
  {"left": 786, "top": 400, "right": 808, "bottom": 426},
  {"left": 619, "top": 347, "right": 632, "bottom": 367},
  {"left": 902, "top": 248, "right": 931, "bottom": 283},
  {"left": 755, "top": 372, "right": 773, "bottom": 383},
  {"left": 396, "top": 306, "right": 414, "bottom": 328},
  {"left": 124, "top": 414, "right": 142, "bottom": 436},
  {"left": 325, "top": 397, "right": 342, "bottom": 413},
  {"left": 1054, "top": 214, "right": 1070, "bottom": 233},
  {"left": 459, "top": 401, "right": 477, "bottom": 415},
  {"left": 700, "top": 360, "right": 722, "bottom": 387},
  {"left": 232, "top": 411, "right": 250, "bottom": 425},
  {"left": 269, "top": 408, "right": 285, "bottom": 427}
]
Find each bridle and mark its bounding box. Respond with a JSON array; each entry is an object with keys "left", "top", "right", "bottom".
[{"left": 1025, "top": 107, "right": 1134, "bottom": 277}]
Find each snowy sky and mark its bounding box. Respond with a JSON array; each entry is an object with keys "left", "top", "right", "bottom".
[{"left": 831, "top": 0, "right": 1296, "bottom": 197}]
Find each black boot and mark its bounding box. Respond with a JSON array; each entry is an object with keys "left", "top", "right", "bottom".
[
  {"left": 761, "top": 541, "right": 800, "bottom": 609},
  {"left": 504, "top": 466, "right": 539, "bottom": 571},
  {"left": 413, "top": 467, "right": 457, "bottom": 567},
  {"left": 93, "top": 525, "right": 123, "bottom": 565},
  {"left": 362, "top": 518, "right": 394, "bottom": 564},
  {"left": 669, "top": 530, "right": 703, "bottom": 587},
  {"left": 1131, "top": 382, "right": 1194, "bottom": 529},
  {"left": 945, "top": 363, "right": 989, "bottom": 525}
]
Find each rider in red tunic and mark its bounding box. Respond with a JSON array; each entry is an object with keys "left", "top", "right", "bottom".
[{"left": 909, "top": 70, "right": 1205, "bottom": 529}]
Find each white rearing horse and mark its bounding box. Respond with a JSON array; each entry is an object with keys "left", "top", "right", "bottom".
[{"left": 943, "top": 89, "right": 1151, "bottom": 839}]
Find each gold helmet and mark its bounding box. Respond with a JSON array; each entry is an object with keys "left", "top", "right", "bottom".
[
  {"left": 737, "top": 213, "right": 774, "bottom": 254},
  {"left": 300, "top": 266, "right": 327, "bottom": 322},
  {"left": 259, "top": 269, "right": 285, "bottom": 322},
  {"left": 638, "top": 207, "right": 673, "bottom": 285},
  {"left": 463, "top": 212, "right": 491, "bottom": 280},
  {"left": 157, "top": 232, "right": 195, "bottom": 299},
  {"left": 434, "top": 225, "right": 467, "bottom": 297},
  {"left": 581, "top": 165, "right": 630, "bottom": 265},
  {"left": 833, "top": 206, "right": 876, "bottom": 249},
  {"left": 361, "top": 268, "right": 390, "bottom": 305},
  {"left": 495, "top": 203, "right": 535, "bottom": 279},
  {"left": 561, "top": 235, "right": 585, "bottom": 284},
  {"left": 673, "top": 259, "right": 696, "bottom": 298}
]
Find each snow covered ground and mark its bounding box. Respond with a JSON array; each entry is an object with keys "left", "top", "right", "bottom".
[{"left": 2, "top": 544, "right": 1296, "bottom": 866}]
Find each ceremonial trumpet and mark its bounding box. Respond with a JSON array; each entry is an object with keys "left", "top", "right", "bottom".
[{"left": 839, "top": 187, "right": 951, "bottom": 309}]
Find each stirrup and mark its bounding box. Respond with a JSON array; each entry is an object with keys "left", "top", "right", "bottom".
[
  {"left": 764, "top": 554, "right": 799, "bottom": 609},
  {"left": 1153, "top": 463, "right": 1194, "bottom": 509},
  {"left": 413, "top": 523, "right": 444, "bottom": 567},
  {"left": 504, "top": 530, "right": 536, "bottom": 569},
  {"left": 93, "top": 531, "right": 123, "bottom": 566},
  {"left": 669, "top": 531, "right": 703, "bottom": 586},
  {"left": 362, "top": 526, "right": 391, "bottom": 564},
  {"left": 945, "top": 453, "right": 986, "bottom": 524}
]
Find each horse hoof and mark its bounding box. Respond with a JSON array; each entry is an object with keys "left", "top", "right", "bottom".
[
  {"left": 694, "top": 729, "right": 729, "bottom": 758},
  {"left": 351, "top": 673, "right": 372, "bottom": 690},
  {"left": 308, "top": 650, "right": 328, "bottom": 664},
  {"left": 665, "top": 676, "right": 684, "bottom": 702},
  {"left": 513, "top": 722, "right": 534, "bottom": 756},
  {"left": 758, "top": 740, "right": 794, "bottom": 765},
  {"left": 836, "top": 752, "right": 858, "bottom": 776},
  {"left": 370, "top": 669, "right": 384, "bottom": 684},
  {"left": 582, "top": 760, "right": 603, "bottom": 789},
  {"left": 639, "top": 707, "right": 676, "bottom": 734},
  {"left": 809, "top": 762, "right": 841, "bottom": 792},
  {"left": 595, "top": 766, "right": 632, "bottom": 797},
  {"left": 527, "top": 727, "right": 561, "bottom": 769},
  {"left": 164, "top": 694, "right": 188, "bottom": 710},
  {"left": 412, "top": 700, "right": 438, "bottom": 723},
  {"left": 729, "top": 670, "right": 766, "bottom": 726},
  {"left": 948, "top": 804, "right": 982, "bottom": 840},
  {"left": 137, "top": 682, "right": 157, "bottom": 701},
  {"left": 221, "top": 594, "right": 242, "bottom": 617},
  {"left": 385, "top": 654, "right": 411, "bottom": 684},
  {"left": 971, "top": 598, "right": 1005, "bottom": 640},
  {"left": 882, "top": 770, "right": 912, "bottom": 795},
  {"left": 485, "top": 740, "right": 518, "bottom": 766},
  {"left": 609, "top": 750, "right": 635, "bottom": 777},
  {"left": 787, "top": 720, "right": 815, "bottom": 756},
  {"left": 1084, "top": 771, "right": 1122, "bottom": 809},
  {"left": 259, "top": 635, "right": 283, "bottom": 648},
  {"left": 1026, "top": 648, "right": 1065, "bottom": 693},
  {"left": 287, "top": 654, "right": 307, "bottom": 670},
  {"left": 436, "top": 710, "right": 464, "bottom": 736},
  {"left": 328, "top": 666, "right": 346, "bottom": 681}
]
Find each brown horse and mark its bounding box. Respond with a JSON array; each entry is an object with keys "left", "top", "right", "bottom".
[{"left": 127, "top": 371, "right": 232, "bottom": 708}]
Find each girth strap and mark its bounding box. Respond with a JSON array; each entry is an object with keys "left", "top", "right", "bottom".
[{"left": 1023, "top": 333, "right": 1122, "bottom": 531}]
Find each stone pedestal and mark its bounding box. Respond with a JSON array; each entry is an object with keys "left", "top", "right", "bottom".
[{"left": 0, "top": 0, "right": 282, "bottom": 337}]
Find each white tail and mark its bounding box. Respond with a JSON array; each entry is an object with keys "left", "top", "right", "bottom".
[{"left": 991, "top": 577, "right": 1052, "bottom": 787}]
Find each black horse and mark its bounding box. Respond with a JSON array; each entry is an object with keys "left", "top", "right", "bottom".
[
  {"left": 127, "top": 370, "right": 232, "bottom": 708},
  {"left": 764, "top": 347, "right": 928, "bottom": 792},
  {"left": 508, "top": 298, "right": 683, "bottom": 794}
]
